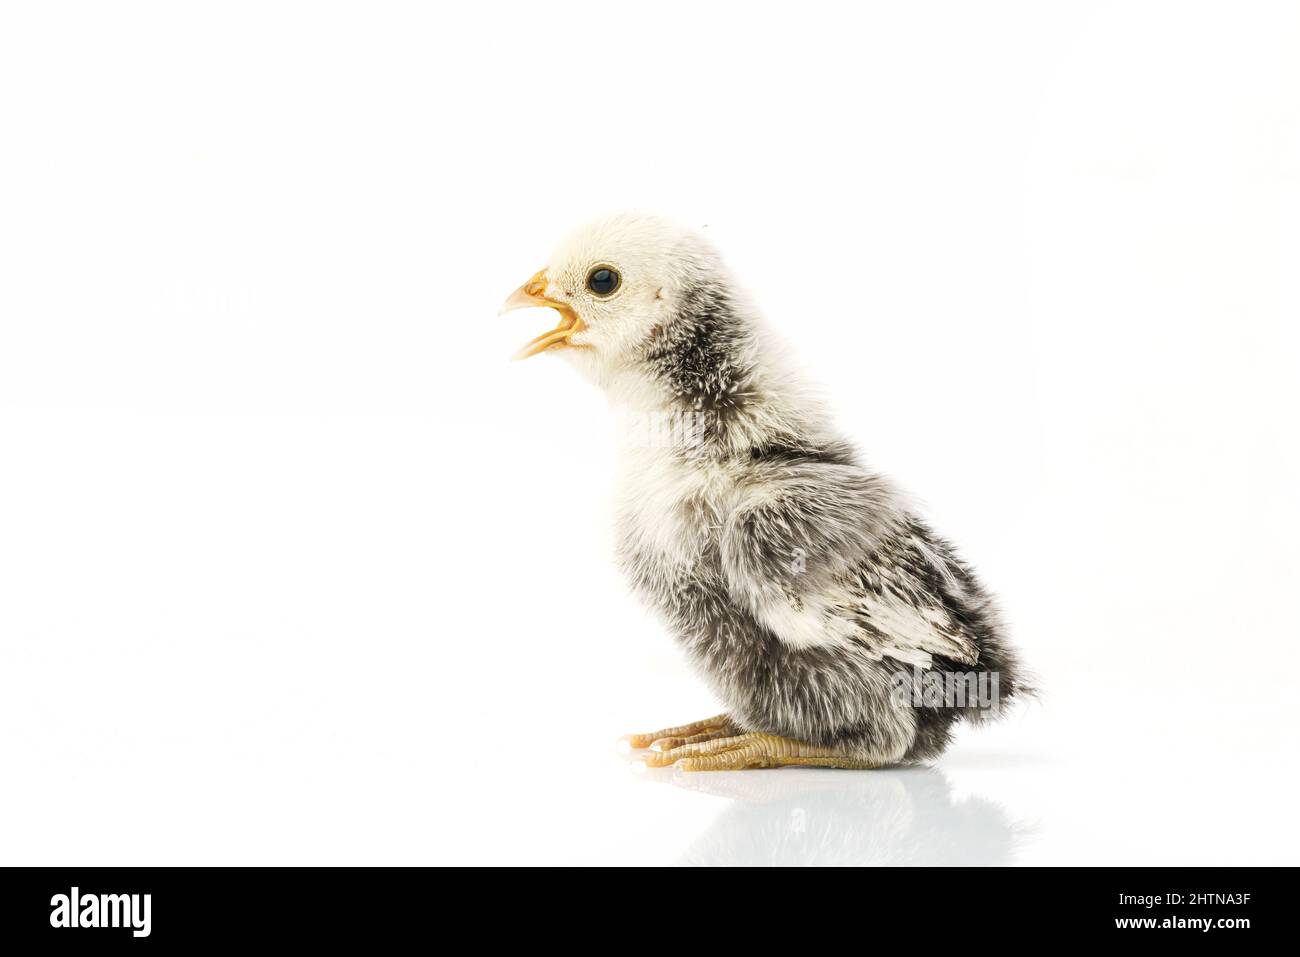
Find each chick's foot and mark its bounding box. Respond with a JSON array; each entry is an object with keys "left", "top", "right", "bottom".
[
  {"left": 642, "top": 731, "right": 879, "bottom": 771},
  {"left": 624, "top": 713, "right": 737, "bottom": 752}
]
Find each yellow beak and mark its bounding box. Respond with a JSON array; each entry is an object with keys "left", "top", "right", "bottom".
[{"left": 499, "top": 269, "right": 585, "bottom": 360}]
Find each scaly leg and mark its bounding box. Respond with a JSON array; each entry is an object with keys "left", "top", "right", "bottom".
[
  {"left": 624, "top": 713, "right": 738, "bottom": 752},
  {"left": 643, "top": 731, "right": 878, "bottom": 771}
]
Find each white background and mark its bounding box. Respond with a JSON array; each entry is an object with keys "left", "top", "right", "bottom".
[{"left": 2, "top": 1, "right": 1297, "bottom": 865}]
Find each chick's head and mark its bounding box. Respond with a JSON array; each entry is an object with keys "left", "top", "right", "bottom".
[{"left": 499, "top": 213, "right": 726, "bottom": 384}]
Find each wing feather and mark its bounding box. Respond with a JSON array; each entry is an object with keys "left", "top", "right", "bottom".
[{"left": 719, "top": 461, "right": 979, "bottom": 668}]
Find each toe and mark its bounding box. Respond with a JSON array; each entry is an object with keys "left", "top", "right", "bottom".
[
  {"left": 677, "top": 746, "right": 766, "bottom": 772},
  {"left": 642, "top": 733, "right": 752, "bottom": 768}
]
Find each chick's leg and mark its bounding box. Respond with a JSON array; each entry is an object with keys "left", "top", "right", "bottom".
[
  {"left": 644, "top": 732, "right": 878, "bottom": 771},
  {"left": 624, "top": 714, "right": 738, "bottom": 752}
]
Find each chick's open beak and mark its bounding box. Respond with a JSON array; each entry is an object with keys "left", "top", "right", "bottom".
[{"left": 499, "top": 269, "right": 585, "bottom": 360}]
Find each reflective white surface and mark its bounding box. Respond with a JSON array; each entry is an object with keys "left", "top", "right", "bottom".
[{"left": 638, "top": 766, "right": 1022, "bottom": 868}]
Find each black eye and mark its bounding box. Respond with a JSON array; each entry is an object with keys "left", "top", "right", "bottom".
[{"left": 586, "top": 266, "right": 620, "bottom": 297}]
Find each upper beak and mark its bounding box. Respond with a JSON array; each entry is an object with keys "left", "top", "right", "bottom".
[{"left": 498, "top": 269, "right": 585, "bottom": 360}]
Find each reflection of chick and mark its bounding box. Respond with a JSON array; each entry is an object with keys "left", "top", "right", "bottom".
[
  {"left": 665, "top": 769, "right": 1019, "bottom": 867},
  {"left": 502, "top": 214, "right": 1028, "bottom": 770}
]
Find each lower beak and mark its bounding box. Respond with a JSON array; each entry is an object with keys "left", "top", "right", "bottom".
[{"left": 498, "top": 269, "right": 585, "bottom": 360}]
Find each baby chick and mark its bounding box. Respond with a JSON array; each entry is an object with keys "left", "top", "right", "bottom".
[{"left": 500, "top": 214, "right": 1027, "bottom": 770}]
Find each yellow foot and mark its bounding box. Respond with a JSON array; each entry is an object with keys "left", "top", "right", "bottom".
[
  {"left": 642, "top": 731, "right": 879, "bottom": 771},
  {"left": 624, "top": 714, "right": 738, "bottom": 752}
]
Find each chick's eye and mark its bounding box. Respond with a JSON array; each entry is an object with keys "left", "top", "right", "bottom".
[{"left": 586, "top": 266, "right": 620, "bottom": 297}]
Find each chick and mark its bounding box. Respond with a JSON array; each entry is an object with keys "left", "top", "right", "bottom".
[{"left": 500, "top": 214, "right": 1027, "bottom": 770}]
